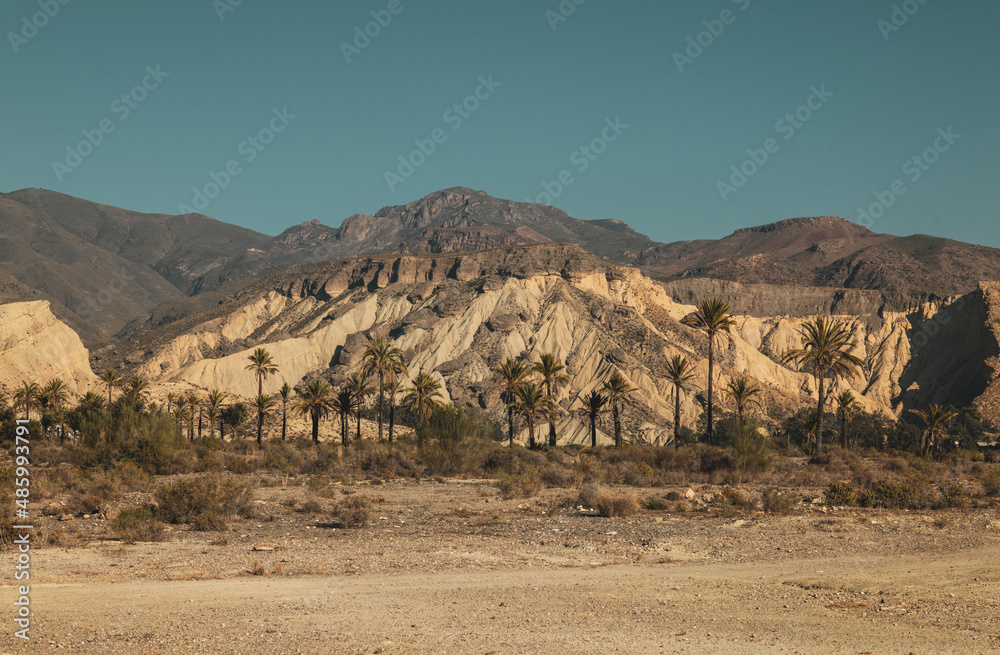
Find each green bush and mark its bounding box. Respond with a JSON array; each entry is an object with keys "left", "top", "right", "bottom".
[
  {"left": 729, "top": 423, "right": 772, "bottom": 483},
  {"left": 825, "top": 481, "right": 858, "bottom": 506},
  {"left": 334, "top": 496, "right": 371, "bottom": 527},
  {"left": 860, "top": 481, "right": 924, "bottom": 509},
  {"left": 495, "top": 464, "right": 543, "bottom": 499},
  {"left": 112, "top": 507, "right": 168, "bottom": 544}
]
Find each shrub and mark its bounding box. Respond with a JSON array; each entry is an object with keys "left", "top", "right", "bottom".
[
  {"left": 595, "top": 491, "right": 640, "bottom": 518},
  {"left": 978, "top": 465, "right": 1000, "bottom": 496},
  {"left": 112, "top": 507, "right": 168, "bottom": 544},
  {"left": 664, "top": 490, "right": 683, "bottom": 501},
  {"left": 644, "top": 497, "right": 671, "bottom": 511},
  {"left": 716, "top": 486, "right": 754, "bottom": 513},
  {"left": 155, "top": 474, "right": 256, "bottom": 531},
  {"left": 541, "top": 463, "right": 579, "bottom": 488},
  {"left": 860, "top": 481, "right": 923, "bottom": 509},
  {"left": 495, "top": 464, "right": 543, "bottom": 500},
  {"left": 762, "top": 487, "right": 799, "bottom": 514},
  {"left": 729, "top": 424, "right": 772, "bottom": 483},
  {"left": 825, "top": 481, "right": 858, "bottom": 506},
  {"left": 577, "top": 482, "right": 603, "bottom": 509},
  {"left": 673, "top": 500, "right": 691, "bottom": 513},
  {"left": 937, "top": 481, "right": 970, "bottom": 508},
  {"left": 334, "top": 496, "right": 371, "bottom": 527},
  {"left": 623, "top": 462, "right": 657, "bottom": 487},
  {"left": 298, "top": 498, "right": 325, "bottom": 514}
]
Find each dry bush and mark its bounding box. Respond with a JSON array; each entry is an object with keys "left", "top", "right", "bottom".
[
  {"left": 495, "top": 465, "right": 543, "bottom": 500},
  {"left": 644, "top": 497, "right": 671, "bottom": 511},
  {"left": 112, "top": 507, "right": 168, "bottom": 544},
  {"left": 541, "top": 463, "right": 579, "bottom": 488},
  {"left": 155, "top": 474, "right": 256, "bottom": 531},
  {"left": 936, "top": 481, "right": 970, "bottom": 509},
  {"left": 250, "top": 560, "right": 266, "bottom": 576},
  {"left": 673, "top": 500, "right": 691, "bottom": 513},
  {"left": 977, "top": 465, "right": 1000, "bottom": 496},
  {"left": 297, "top": 498, "right": 324, "bottom": 514},
  {"left": 663, "top": 490, "right": 683, "bottom": 501},
  {"left": 577, "top": 482, "right": 604, "bottom": 509},
  {"left": 824, "top": 481, "right": 858, "bottom": 506},
  {"left": 761, "top": 487, "right": 799, "bottom": 514},
  {"left": 595, "top": 491, "right": 640, "bottom": 518},
  {"left": 334, "top": 496, "right": 371, "bottom": 528},
  {"left": 716, "top": 486, "right": 754, "bottom": 514}
]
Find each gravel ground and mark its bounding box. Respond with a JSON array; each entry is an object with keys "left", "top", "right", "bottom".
[{"left": 3, "top": 479, "right": 999, "bottom": 653}]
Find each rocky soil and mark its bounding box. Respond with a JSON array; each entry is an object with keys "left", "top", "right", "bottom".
[{"left": 4, "top": 480, "right": 999, "bottom": 654}]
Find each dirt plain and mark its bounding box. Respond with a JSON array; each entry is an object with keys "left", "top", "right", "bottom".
[{"left": 2, "top": 478, "right": 999, "bottom": 655}]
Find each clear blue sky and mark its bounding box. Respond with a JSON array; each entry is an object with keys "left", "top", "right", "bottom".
[{"left": 2, "top": 0, "right": 998, "bottom": 246}]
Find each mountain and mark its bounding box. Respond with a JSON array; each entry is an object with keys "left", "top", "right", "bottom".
[
  {"left": 0, "top": 188, "right": 269, "bottom": 343},
  {"left": 87, "top": 244, "right": 1000, "bottom": 438},
  {"left": 637, "top": 215, "right": 1000, "bottom": 296}
]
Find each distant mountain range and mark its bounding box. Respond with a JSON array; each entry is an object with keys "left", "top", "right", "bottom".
[{"left": 2, "top": 186, "right": 998, "bottom": 346}]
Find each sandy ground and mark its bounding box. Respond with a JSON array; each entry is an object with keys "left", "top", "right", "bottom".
[{"left": 3, "top": 480, "right": 999, "bottom": 654}]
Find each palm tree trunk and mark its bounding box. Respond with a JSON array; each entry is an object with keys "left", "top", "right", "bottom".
[
  {"left": 613, "top": 402, "right": 622, "bottom": 448},
  {"left": 281, "top": 405, "right": 287, "bottom": 441},
  {"left": 377, "top": 372, "right": 385, "bottom": 442},
  {"left": 707, "top": 339, "right": 714, "bottom": 446},
  {"left": 841, "top": 414, "right": 848, "bottom": 449},
  {"left": 815, "top": 374, "right": 826, "bottom": 454},
  {"left": 312, "top": 412, "right": 320, "bottom": 443},
  {"left": 507, "top": 405, "right": 515, "bottom": 448},
  {"left": 256, "top": 412, "right": 263, "bottom": 446},
  {"left": 528, "top": 418, "right": 536, "bottom": 449},
  {"left": 590, "top": 414, "right": 597, "bottom": 448},
  {"left": 198, "top": 409, "right": 203, "bottom": 439},
  {"left": 674, "top": 388, "right": 681, "bottom": 450},
  {"left": 341, "top": 411, "right": 348, "bottom": 446},
  {"left": 356, "top": 410, "right": 362, "bottom": 443},
  {"left": 388, "top": 397, "right": 396, "bottom": 444}
]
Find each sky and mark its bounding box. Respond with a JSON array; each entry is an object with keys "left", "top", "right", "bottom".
[{"left": 2, "top": 0, "right": 998, "bottom": 246}]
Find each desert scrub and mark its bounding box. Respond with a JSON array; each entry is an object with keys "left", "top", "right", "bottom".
[
  {"left": 112, "top": 506, "right": 168, "bottom": 544},
  {"left": 594, "top": 491, "right": 641, "bottom": 518},
  {"left": 155, "top": 474, "right": 256, "bottom": 531},
  {"left": 334, "top": 495, "right": 371, "bottom": 527},
  {"left": 494, "top": 464, "right": 543, "bottom": 500},
  {"left": 761, "top": 487, "right": 799, "bottom": 514},
  {"left": 715, "top": 486, "right": 754, "bottom": 514},
  {"left": 577, "top": 482, "right": 604, "bottom": 509},
  {"left": 824, "top": 481, "right": 858, "bottom": 506},
  {"left": 644, "top": 497, "right": 671, "bottom": 511},
  {"left": 936, "top": 481, "right": 970, "bottom": 508},
  {"left": 859, "top": 481, "right": 928, "bottom": 509}
]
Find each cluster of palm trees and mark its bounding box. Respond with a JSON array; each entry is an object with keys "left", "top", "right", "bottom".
[{"left": 1, "top": 295, "right": 962, "bottom": 456}]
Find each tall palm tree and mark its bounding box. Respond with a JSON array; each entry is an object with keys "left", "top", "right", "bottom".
[
  {"left": 603, "top": 371, "right": 638, "bottom": 448},
  {"left": 166, "top": 392, "right": 176, "bottom": 415},
  {"left": 680, "top": 298, "right": 736, "bottom": 446},
  {"left": 332, "top": 386, "right": 355, "bottom": 446},
  {"left": 834, "top": 390, "right": 858, "bottom": 449},
  {"left": 294, "top": 379, "right": 335, "bottom": 444},
  {"left": 515, "top": 382, "right": 554, "bottom": 449},
  {"left": 576, "top": 390, "right": 607, "bottom": 448},
  {"left": 360, "top": 336, "right": 406, "bottom": 443},
  {"left": 40, "top": 379, "right": 70, "bottom": 443},
  {"left": 277, "top": 382, "right": 293, "bottom": 441},
  {"left": 533, "top": 352, "right": 569, "bottom": 447},
  {"left": 494, "top": 357, "right": 531, "bottom": 447},
  {"left": 781, "top": 317, "right": 863, "bottom": 453},
  {"left": 98, "top": 369, "right": 121, "bottom": 406},
  {"left": 246, "top": 348, "right": 279, "bottom": 445},
  {"left": 386, "top": 361, "right": 408, "bottom": 444},
  {"left": 403, "top": 371, "right": 443, "bottom": 427},
  {"left": 723, "top": 375, "right": 763, "bottom": 426},
  {"left": 910, "top": 404, "right": 959, "bottom": 456},
  {"left": 14, "top": 381, "right": 40, "bottom": 422},
  {"left": 346, "top": 370, "right": 374, "bottom": 443},
  {"left": 205, "top": 389, "right": 225, "bottom": 439},
  {"left": 173, "top": 395, "right": 190, "bottom": 438},
  {"left": 252, "top": 393, "right": 276, "bottom": 446},
  {"left": 185, "top": 393, "right": 200, "bottom": 440},
  {"left": 664, "top": 355, "right": 697, "bottom": 450}
]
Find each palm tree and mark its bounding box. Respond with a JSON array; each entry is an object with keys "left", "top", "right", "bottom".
[
  {"left": 515, "top": 382, "right": 554, "bottom": 449},
  {"left": 664, "top": 355, "right": 697, "bottom": 449},
  {"left": 332, "top": 386, "right": 355, "bottom": 446},
  {"left": 277, "top": 382, "right": 293, "bottom": 441},
  {"left": 252, "top": 393, "right": 276, "bottom": 446},
  {"left": 173, "top": 395, "right": 190, "bottom": 438},
  {"left": 403, "top": 370, "right": 444, "bottom": 427},
  {"left": 494, "top": 357, "right": 531, "bottom": 447},
  {"left": 386, "top": 362, "right": 408, "bottom": 443},
  {"left": 123, "top": 375, "right": 150, "bottom": 405},
  {"left": 781, "top": 317, "right": 863, "bottom": 453},
  {"left": 681, "top": 298, "right": 736, "bottom": 446},
  {"left": 910, "top": 404, "right": 959, "bottom": 456},
  {"left": 246, "top": 348, "right": 279, "bottom": 445},
  {"left": 294, "top": 379, "right": 335, "bottom": 444},
  {"left": 205, "top": 389, "right": 225, "bottom": 439},
  {"left": 185, "top": 393, "right": 200, "bottom": 440},
  {"left": 602, "top": 371, "right": 638, "bottom": 448},
  {"left": 361, "top": 336, "right": 406, "bottom": 443},
  {"left": 166, "top": 392, "right": 176, "bottom": 414},
  {"left": 576, "top": 390, "right": 607, "bottom": 448},
  {"left": 98, "top": 369, "right": 121, "bottom": 406},
  {"left": 533, "top": 352, "right": 569, "bottom": 446},
  {"left": 346, "top": 370, "right": 374, "bottom": 443},
  {"left": 834, "top": 390, "right": 858, "bottom": 449},
  {"left": 40, "top": 379, "right": 70, "bottom": 442},
  {"left": 723, "top": 375, "right": 763, "bottom": 426},
  {"left": 13, "top": 381, "right": 40, "bottom": 422}
]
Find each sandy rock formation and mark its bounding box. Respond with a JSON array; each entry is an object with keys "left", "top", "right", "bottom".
[{"left": 0, "top": 301, "right": 98, "bottom": 395}]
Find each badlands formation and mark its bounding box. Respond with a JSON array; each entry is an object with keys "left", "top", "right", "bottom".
[{"left": 67, "top": 243, "right": 1000, "bottom": 444}]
